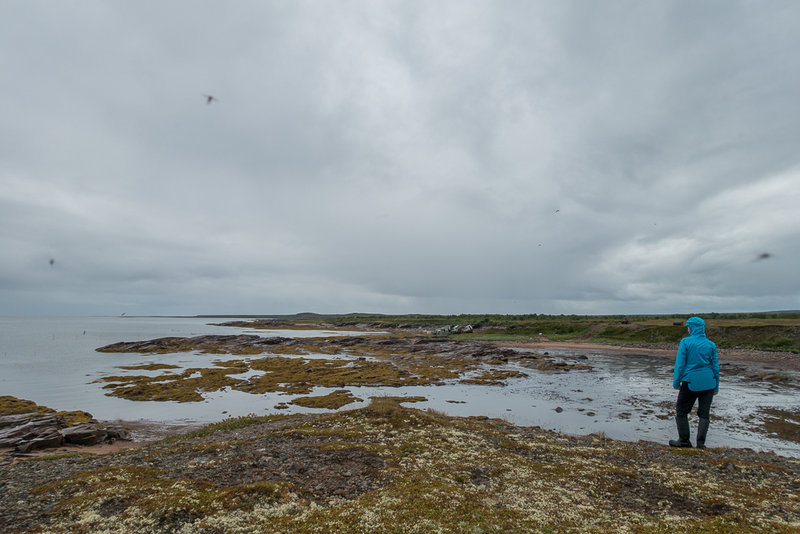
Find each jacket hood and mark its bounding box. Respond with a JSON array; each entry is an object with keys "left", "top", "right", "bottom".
[{"left": 686, "top": 316, "right": 706, "bottom": 336}]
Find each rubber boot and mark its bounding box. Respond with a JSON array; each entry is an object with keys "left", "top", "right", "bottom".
[
  {"left": 669, "top": 415, "right": 692, "bottom": 447},
  {"left": 696, "top": 417, "right": 710, "bottom": 449}
]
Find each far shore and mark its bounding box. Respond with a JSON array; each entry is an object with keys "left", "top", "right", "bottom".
[{"left": 496, "top": 339, "right": 800, "bottom": 371}]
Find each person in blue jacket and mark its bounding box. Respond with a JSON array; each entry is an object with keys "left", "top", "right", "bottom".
[{"left": 669, "top": 316, "right": 719, "bottom": 449}]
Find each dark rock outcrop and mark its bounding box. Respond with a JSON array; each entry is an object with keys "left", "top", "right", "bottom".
[
  {"left": 97, "top": 334, "right": 296, "bottom": 354},
  {"left": 0, "top": 412, "right": 130, "bottom": 453},
  {"left": 60, "top": 423, "right": 109, "bottom": 446},
  {"left": 16, "top": 431, "right": 63, "bottom": 453},
  {"left": 0, "top": 415, "right": 64, "bottom": 447}
]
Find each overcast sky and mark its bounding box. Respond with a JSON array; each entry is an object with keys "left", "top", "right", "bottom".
[{"left": 2, "top": 1, "right": 799, "bottom": 317}]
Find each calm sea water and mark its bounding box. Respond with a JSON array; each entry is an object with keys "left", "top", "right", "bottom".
[
  {"left": 1, "top": 316, "right": 798, "bottom": 457},
  {"left": 0, "top": 316, "right": 357, "bottom": 424}
]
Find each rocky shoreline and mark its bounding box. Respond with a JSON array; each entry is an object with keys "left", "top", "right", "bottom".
[
  {"left": 0, "top": 412, "right": 130, "bottom": 455},
  {"left": 0, "top": 396, "right": 133, "bottom": 461}
]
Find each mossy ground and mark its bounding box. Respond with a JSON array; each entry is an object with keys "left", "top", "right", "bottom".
[{"left": 8, "top": 398, "right": 799, "bottom": 533}]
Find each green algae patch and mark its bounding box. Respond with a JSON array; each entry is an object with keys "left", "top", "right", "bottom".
[
  {"left": 55, "top": 410, "right": 94, "bottom": 426},
  {"left": 96, "top": 366, "right": 245, "bottom": 402},
  {"left": 0, "top": 395, "right": 57, "bottom": 416},
  {"left": 242, "top": 355, "right": 430, "bottom": 393},
  {"left": 460, "top": 368, "right": 528, "bottom": 385},
  {"left": 291, "top": 390, "right": 363, "bottom": 409},
  {"left": 97, "top": 346, "right": 479, "bottom": 403},
  {"left": 93, "top": 340, "right": 577, "bottom": 402}
]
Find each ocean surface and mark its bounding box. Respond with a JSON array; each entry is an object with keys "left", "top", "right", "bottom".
[{"left": 1, "top": 316, "right": 798, "bottom": 457}]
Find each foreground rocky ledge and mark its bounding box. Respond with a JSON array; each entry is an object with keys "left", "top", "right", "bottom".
[
  {"left": 0, "top": 397, "right": 130, "bottom": 456},
  {"left": 1, "top": 398, "right": 798, "bottom": 533}
]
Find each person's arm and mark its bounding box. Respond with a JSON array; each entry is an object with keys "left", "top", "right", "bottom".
[
  {"left": 673, "top": 341, "right": 687, "bottom": 389},
  {"left": 711, "top": 343, "right": 720, "bottom": 394}
]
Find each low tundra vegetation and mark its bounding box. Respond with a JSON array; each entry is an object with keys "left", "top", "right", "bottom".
[{"left": 19, "top": 399, "right": 800, "bottom": 533}]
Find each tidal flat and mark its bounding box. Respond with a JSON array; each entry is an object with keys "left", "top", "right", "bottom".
[
  {"left": 94, "top": 334, "right": 588, "bottom": 404},
  {"left": 90, "top": 328, "right": 800, "bottom": 456}
]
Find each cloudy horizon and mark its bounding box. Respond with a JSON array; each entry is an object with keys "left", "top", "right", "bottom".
[{"left": 2, "top": 1, "right": 799, "bottom": 317}]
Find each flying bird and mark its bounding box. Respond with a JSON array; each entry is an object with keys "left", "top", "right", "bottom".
[
  {"left": 202, "top": 94, "right": 219, "bottom": 105},
  {"left": 755, "top": 252, "right": 772, "bottom": 261},
  {"left": 49, "top": 258, "right": 55, "bottom": 266}
]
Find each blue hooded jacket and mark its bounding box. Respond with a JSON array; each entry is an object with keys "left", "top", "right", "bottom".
[{"left": 673, "top": 316, "right": 719, "bottom": 392}]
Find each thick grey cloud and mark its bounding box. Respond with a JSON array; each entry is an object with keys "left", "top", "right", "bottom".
[{"left": 2, "top": 1, "right": 798, "bottom": 316}]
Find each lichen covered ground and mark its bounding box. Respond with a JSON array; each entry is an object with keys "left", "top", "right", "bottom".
[{"left": 2, "top": 398, "right": 799, "bottom": 533}]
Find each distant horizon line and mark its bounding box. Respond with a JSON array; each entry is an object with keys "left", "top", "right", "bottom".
[{"left": 5, "top": 310, "right": 797, "bottom": 319}]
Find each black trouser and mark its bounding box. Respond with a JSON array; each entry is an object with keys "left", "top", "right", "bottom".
[{"left": 676, "top": 382, "right": 714, "bottom": 419}]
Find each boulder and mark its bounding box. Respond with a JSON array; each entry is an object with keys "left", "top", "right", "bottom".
[
  {"left": 60, "top": 423, "right": 108, "bottom": 446},
  {"left": 0, "top": 414, "right": 131, "bottom": 451},
  {"left": 16, "top": 431, "right": 64, "bottom": 453},
  {"left": 104, "top": 425, "right": 131, "bottom": 441},
  {"left": 0, "top": 416, "right": 63, "bottom": 447}
]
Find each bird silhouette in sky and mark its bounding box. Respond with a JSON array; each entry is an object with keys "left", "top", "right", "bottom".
[
  {"left": 755, "top": 252, "right": 772, "bottom": 261},
  {"left": 202, "top": 94, "right": 219, "bottom": 105},
  {"left": 49, "top": 258, "right": 55, "bottom": 266}
]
